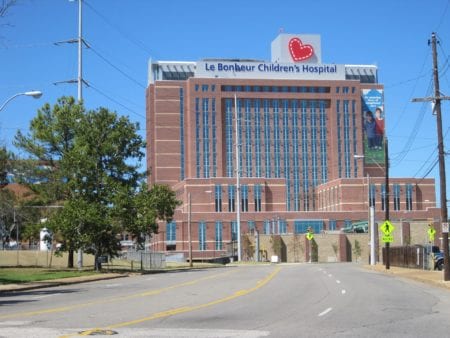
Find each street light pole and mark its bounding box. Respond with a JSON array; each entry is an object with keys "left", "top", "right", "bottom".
[
  {"left": 188, "top": 192, "right": 193, "bottom": 267},
  {"left": 354, "top": 156, "right": 376, "bottom": 266},
  {"left": 0, "top": 91, "right": 43, "bottom": 112},
  {"left": 234, "top": 94, "right": 241, "bottom": 261},
  {"left": 385, "top": 137, "right": 390, "bottom": 270}
]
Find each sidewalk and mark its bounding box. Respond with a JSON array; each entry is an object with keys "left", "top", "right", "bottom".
[
  {"left": 364, "top": 264, "right": 450, "bottom": 291},
  {"left": 0, "top": 273, "right": 128, "bottom": 293}
]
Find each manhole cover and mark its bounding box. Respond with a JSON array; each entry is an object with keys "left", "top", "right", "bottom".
[{"left": 78, "top": 329, "right": 118, "bottom": 336}]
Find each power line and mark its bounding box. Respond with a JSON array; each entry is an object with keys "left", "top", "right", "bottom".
[
  {"left": 384, "top": 74, "right": 427, "bottom": 89},
  {"left": 390, "top": 77, "right": 433, "bottom": 165},
  {"left": 84, "top": 0, "right": 155, "bottom": 57},
  {"left": 435, "top": 0, "right": 450, "bottom": 32},
  {"left": 88, "top": 82, "right": 146, "bottom": 119},
  {"left": 389, "top": 49, "right": 431, "bottom": 132},
  {"left": 88, "top": 45, "right": 146, "bottom": 89}
]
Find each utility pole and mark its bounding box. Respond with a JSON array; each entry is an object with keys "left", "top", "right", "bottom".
[
  {"left": 77, "top": 0, "right": 83, "bottom": 101},
  {"left": 54, "top": 0, "right": 88, "bottom": 269},
  {"left": 412, "top": 32, "right": 450, "bottom": 280},
  {"left": 54, "top": 0, "right": 89, "bottom": 101},
  {"left": 385, "top": 137, "right": 390, "bottom": 270}
]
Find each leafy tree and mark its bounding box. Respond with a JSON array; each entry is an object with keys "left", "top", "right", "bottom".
[
  {"left": 15, "top": 97, "right": 180, "bottom": 270},
  {"left": 14, "top": 96, "right": 84, "bottom": 266},
  {"left": 353, "top": 239, "right": 362, "bottom": 262},
  {"left": 119, "top": 182, "right": 180, "bottom": 249}
]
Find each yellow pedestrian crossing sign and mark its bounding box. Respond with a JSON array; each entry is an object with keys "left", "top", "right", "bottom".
[
  {"left": 428, "top": 224, "right": 436, "bottom": 242},
  {"left": 382, "top": 234, "right": 394, "bottom": 243},
  {"left": 306, "top": 228, "right": 314, "bottom": 241},
  {"left": 380, "top": 220, "right": 394, "bottom": 235}
]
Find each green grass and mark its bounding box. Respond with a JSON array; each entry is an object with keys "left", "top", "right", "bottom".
[{"left": 0, "top": 268, "right": 98, "bottom": 284}]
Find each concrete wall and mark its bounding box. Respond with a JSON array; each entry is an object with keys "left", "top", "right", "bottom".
[
  {"left": 0, "top": 251, "right": 96, "bottom": 268},
  {"left": 246, "top": 221, "right": 434, "bottom": 264}
]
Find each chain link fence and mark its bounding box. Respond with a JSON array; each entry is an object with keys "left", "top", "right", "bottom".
[{"left": 120, "top": 250, "right": 166, "bottom": 270}]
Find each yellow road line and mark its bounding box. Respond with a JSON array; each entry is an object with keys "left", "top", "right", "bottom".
[
  {"left": 0, "top": 269, "right": 236, "bottom": 320},
  {"left": 63, "top": 266, "right": 282, "bottom": 337}
]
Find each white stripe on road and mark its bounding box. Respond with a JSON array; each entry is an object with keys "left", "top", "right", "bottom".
[
  {"left": 32, "top": 294, "right": 55, "bottom": 300},
  {"left": 318, "top": 307, "right": 332, "bottom": 317},
  {"left": 341, "top": 289, "right": 346, "bottom": 294},
  {"left": 336, "top": 280, "right": 341, "bottom": 284}
]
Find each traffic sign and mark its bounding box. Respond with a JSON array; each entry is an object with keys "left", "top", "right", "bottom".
[
  {"left": 428, "top": 225, "right": 437, "bottom": 241},
  {"left": 382, "top": 234, "right": 394, "bottom": 243},
  {"left": 442, "top": 223, "right": 449, "bottom": 234},
  {"left": 306, "top": 232, "right": 314, "bottom": 241},
  {"left": 380, "top": 220, "right": 395, "bottom": 235}
]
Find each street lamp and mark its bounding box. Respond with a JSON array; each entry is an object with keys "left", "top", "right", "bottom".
[
  {"left": 354, "top": 137, "right": 390, "bottom": 269},
  {"left": 354, "top": 155, "right": 375, "bottom": 266},
  {"left": 234, "top": 93, "right": 242, "bottom": 261},
  {"left": 0, "top": 91, "right": 43, "bottom": 112}
]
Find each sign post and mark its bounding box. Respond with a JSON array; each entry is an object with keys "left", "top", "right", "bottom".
[
  {"left": 306, "top": 227, "right": 314, "bottom": 263},
  {"left": 428, "top": 224, "right": 437, "bottom": 243},
  {"left": 380, "top": 220, "right": 394, "bottom": 267}
]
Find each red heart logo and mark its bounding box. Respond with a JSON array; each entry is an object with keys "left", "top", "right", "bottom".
[{"left": 289, "top": 38, "right": 314, "bottom": 62}]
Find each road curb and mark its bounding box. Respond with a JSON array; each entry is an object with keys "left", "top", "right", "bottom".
[
  {"left": 0, "top": 273, "right": 128, "bottom": 293},
  {"left": 363, "top": 264, "right": 450, "bottom": 291}
]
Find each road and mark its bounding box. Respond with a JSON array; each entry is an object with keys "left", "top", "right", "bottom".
[{"left": 1, "top": 263, "right": 450, "bottom": 337}]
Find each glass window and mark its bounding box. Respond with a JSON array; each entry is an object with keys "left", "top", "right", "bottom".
[
  {"left": 406, "top": 184, "right": 413, "bottom": 211},
  {"left": 199, "top": 221, "right": 206, "bottom": 251},
  {"left": 215, "top": 184, "right": 222, "bottom": 212},
  {"left": 394, "top": 184, "right": 401, "bottom": 211},
  {"left": 329, "top": 220, "right": 337, "bottom": 231},
  {"left": 369, "top": 184, "right": 376, "bottom": 207},
  {"left": 248, "top": 221, "right": 255, "bottom": 232},
  {"left": 263, "top": 220, "right": 271, "bottom": 234},
  {"left": 166, "top": 222, "right": 176, "bottom": 242},
  {"left": 294, "top": 220, "right": 324, "bottom": 234},
  {"left": 254, "top": 184, "right": 262, "bottom": 212},
  {"left": 228, "top": 185, "right": 235, "bottom": 212},
  {"left": 241, "top": 185, "right": 249, "bottom": 212},
  {"left": 215, "top": 221, "right": 223, "bottom": 250},
  {"left": 231, "top": 221, "right": 237, "bottom": 241}
]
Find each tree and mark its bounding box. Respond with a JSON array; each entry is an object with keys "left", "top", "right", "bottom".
[
  {"left": 120, "top": 182, "right": 180, "bottom": 249},
  {"left": 353, "top": 239, "right": 361, "bottom": 262},
  {"left": 15, "top": 97, "right": 180, "bottom": 270},
  {"left": 14, "top": 96, "right": 84, "bottom": 267}
]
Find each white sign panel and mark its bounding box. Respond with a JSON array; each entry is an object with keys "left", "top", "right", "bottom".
[
  {"left": 195, "top": 61, "right": 346, "bottom": 81},
  {"left": 442, "top": 222, "right": 449, "bottom": 233}
]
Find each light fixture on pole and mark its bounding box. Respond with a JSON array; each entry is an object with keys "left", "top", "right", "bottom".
[
  {"left": 188, "top": 192, "right": 193, "bottom": 267},
  {"left": 234, "top": 93, "right": 241, "bottom": 262},
  {"left": 0, "top": 91, "right": 43, "bottom": 112}
]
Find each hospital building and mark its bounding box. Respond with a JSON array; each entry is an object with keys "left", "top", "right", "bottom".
[{"left": 145, "top": 34, "right": 438, "bottom": 260}]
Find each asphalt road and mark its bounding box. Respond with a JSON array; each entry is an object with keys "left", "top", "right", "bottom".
[{"left": 1, "top": 263, "right": 450, "bottom": 337}]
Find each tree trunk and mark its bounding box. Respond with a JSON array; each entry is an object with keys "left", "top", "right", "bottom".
[
  {"left": 68, "top": 249, "right": 74, "bottom": 268},
  {"left": 94, "top": 253, "right": 102, "bottom": 271}
]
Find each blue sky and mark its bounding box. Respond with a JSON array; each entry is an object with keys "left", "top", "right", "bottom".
[{"left": 1, "top": 0, "right": 450, "bottom": 202}]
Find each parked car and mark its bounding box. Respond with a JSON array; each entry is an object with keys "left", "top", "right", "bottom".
[
  {"left": 432, "top": 246, "right": 444, "bottom": 270},
  {"left": 342, "top": 221, "right": 368, "bottom": 233}
]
